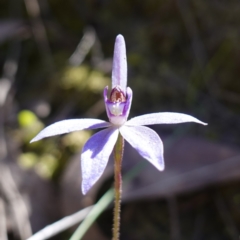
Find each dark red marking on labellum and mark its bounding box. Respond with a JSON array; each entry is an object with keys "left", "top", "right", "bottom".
[{"left": 110, "top": 86, "right": 126, "bottom": 103}]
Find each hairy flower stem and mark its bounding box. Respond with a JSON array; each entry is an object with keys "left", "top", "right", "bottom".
[{"left": 112, "top": 134, "right": 124, "bottom": 240}]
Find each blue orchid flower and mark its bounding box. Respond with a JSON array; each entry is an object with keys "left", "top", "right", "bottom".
[{"left": 31, "top": 35, "right": 207, "bottom": 194}]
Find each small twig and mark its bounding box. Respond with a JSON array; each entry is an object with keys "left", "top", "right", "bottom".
[
  {"left": 69, "top": 27, "right": 96, "bottom": 66},
  {"left": 0, "top": 198, "right": 8, "bottom": 240},
  {"left": 27, "top": 206, "right": 93, "bottom": 240},
  {"left": 24, "top": 0, "right": 54, "bottom": 71},
  {"left": 0, "top": 164, "right": 32, "bottom": 239},
  {"left": 0, "top": 42, "right": 21, "bottom": 157}
]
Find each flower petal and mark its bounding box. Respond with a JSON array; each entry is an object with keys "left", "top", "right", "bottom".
[
  {"left": 81, "top": 127, "right": 119, "bottom": 194},
  {"left": 126, "top": 112, "right": 207, "bottom": 126},
  {"left": 30, "top": 119, "right": 111, "bottom": 143},
  {"left": 123, "top": 87, "right": 133, "bottom": 120},
  {"left": 112, "top": 34, "right": 127, "bottom": 93},
  {"left": 120, "top": 125, "right": 164, "bottom": 171}
]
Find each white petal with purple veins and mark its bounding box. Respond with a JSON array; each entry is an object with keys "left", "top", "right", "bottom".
[
  {"left": 126, "top": 112, "right": 207, "bottom": 126},
  {"left": 81, "top": 127, "right": 119, "bottom": 194},
  {"left": 120, "top": 125, "right": 164, "bottom": 171},
  {"left": 112, "top": 35, "right": 127, "bottom": 93},
  {"left": 30, "top": 119, "right": 111, "bottom": 142}
]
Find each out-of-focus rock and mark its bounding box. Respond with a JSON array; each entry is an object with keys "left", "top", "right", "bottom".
[
  {"left": 61, "top": 136, "right": 240, "bottom": 208},
  {"left": 123, "top": 136, "right": 240, "bottom": 201}
]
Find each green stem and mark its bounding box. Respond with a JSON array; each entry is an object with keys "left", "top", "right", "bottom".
[
  {"left": 69, "top": 189, "right": 114, "bottom": 240},
  {"left": 112, "top": 134, "right": 124, "bottom": 240}
]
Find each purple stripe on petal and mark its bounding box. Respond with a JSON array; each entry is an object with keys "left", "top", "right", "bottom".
[
  {"left": 81, "top": 127, "right": 119, "bottom": 194},
  {"left": 120, "top": 125, "right": 164, "bottom": 171},
  {"left": 112, "top": 35, "right": 127, "bottom": 93},
  {"left": 30, "top": 119, "right": 111, "bottom": 142},
  {"left": 126, "top": 112, "right": 207, "bottom": 126}
]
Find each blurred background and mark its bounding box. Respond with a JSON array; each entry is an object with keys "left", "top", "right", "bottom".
[{"left": 1, "top": 0, "right": 240, "bottom": 239}]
